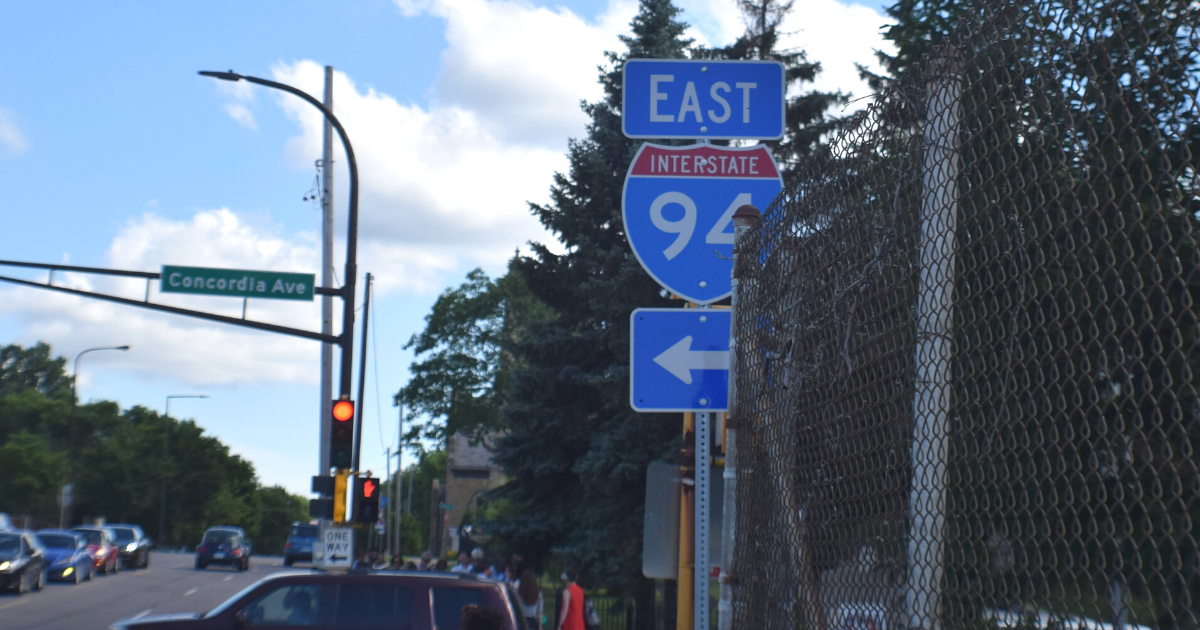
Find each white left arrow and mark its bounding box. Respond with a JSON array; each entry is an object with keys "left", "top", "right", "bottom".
[{"left": 653, "top": 336, "right": 730, "bottom": 384}]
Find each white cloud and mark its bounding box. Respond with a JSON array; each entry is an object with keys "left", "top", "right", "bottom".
[
  {"left": 224, "top": 103, "right": 258, "bottom": 130},
  {"left": 0, "top": 107, "right": 29, "bottom": 156},
  {"left": 265, "top": 60, "right": 567, "bottom": 290},
  {"left": 0, "top": 210, "right": 327, "bottom": 387},
  {"left": 778, "top": 0, "right": 894, "bottom": 108}
]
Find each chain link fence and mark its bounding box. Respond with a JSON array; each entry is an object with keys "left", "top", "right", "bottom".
[{"left": 729, "top": 2, "right": 1199, "bottom": 630}]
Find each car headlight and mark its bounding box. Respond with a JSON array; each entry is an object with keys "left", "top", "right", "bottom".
[
  {"left": 126, "top": 543, "right": 137, "bottom": 552},
  {"left": 0, "top": 561, "right": 10, "bottom": 572}
]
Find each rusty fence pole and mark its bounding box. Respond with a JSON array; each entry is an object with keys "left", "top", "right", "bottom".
[{"left": 718, "top": 204, "right": 761, "bottom": 630}]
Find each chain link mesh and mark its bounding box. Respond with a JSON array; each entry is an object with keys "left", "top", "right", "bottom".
[{"left": 729, "top": 2, "right": 1199, "bottom": 630}]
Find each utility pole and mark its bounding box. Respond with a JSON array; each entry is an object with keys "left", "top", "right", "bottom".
[
  {"left": 394, "top": 402, "right": 404, "bottom": 556},
  {"left": 319, "top": 65, "right": 335, "bottom": 474},
  {"left": 352, "top": 273, "right": 372, "bottom": 472}
]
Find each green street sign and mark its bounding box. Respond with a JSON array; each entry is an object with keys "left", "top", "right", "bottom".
[
  {"left": 438, "top": 503, "right": 456, "bottom": 511},
  {"left": 161, "top": 265, "right": 316, "bottom": 302}
]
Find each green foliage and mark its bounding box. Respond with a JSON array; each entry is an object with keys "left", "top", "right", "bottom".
[
  {"left": 0, "top": 342, "right": 310, "bottom": 549},
  {"left": 0, "top": 341, "right": 71, "bottom": 401},
  {"left": 386, "top": 449, "right": 447, "bottom": 554},
  {"left": 0, "top": 431, "right": 66, "bottom": 518},
  {"left": 398, "top": 513, "right": 423, "bottom": 556},
  {"left": 398, "top": 264, "right": 554, "bottom": 445}
]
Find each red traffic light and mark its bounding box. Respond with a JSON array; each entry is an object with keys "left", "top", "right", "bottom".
[
  {"left": 362, "top": 479, "right": 377, "bottom": 498},
  {"left": 332, "top": 400, "right": 355, "bottom": 422}
]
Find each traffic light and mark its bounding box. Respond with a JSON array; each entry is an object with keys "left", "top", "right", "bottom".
[
  {"left": 330, "top": 398, "right": 355, "bottom": 470},
  {"left": 352, "top": 476, "right": 381, "bottom": 524}
]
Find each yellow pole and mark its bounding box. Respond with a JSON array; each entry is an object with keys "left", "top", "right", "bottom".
[
  {"left": 333, "top": 470, "right": 349, "bottom": 523},
  {"left": 677, "top": 412, "right": 695, "bottom": 630}
]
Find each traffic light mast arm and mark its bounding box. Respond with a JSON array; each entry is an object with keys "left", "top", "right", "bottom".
[{"left": 0, "top": 270, "right": 340, "bottom": 345}]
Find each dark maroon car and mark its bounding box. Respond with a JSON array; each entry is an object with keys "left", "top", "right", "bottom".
[
  {"left": 109, "top": 570, "right": 527, "bottom": 630},
  {"left": 71, "top": 526, "right": 120, "bottom": 575}
]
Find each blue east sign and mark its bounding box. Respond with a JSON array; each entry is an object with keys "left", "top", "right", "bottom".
[
  {"left": 623, "top": 59, "right": 785, "bottom": 140},
  {"left": 630, "top": 308, "right": 731, "bottom": 412},
  {"left": 622, "top": 143, "right": 783, "bottom": 304}
]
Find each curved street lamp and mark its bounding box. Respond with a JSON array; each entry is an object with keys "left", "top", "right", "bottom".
[
  {"left": 62, "top": 344, "right": 130, "bottom": 528},
  {"left": 198, "top": 69, "right": 360, "bottom": 400},
  {"left": 161, "top": 394, "right": 209, "bottom": 544}
]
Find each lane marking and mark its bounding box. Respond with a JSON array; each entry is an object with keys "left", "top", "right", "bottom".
[
  {"left": 132, "top": 608, "right": 153, "bottom": 619},
  {"left": 224, "top": 576, "right": 234, "bottom": 581},
  {"left": 184, "top": 587, "right": 198, "bottom": 596},
  {"left": 0, "top": 598, "right": 29, "bottom": 611}
]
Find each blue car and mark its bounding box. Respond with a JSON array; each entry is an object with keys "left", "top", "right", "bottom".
[
  {"left": 283, "top": 522, "right": 318, "bottom": 566},
  {"left": 35, "top": 530, "right": 93, "bottom": 584}
]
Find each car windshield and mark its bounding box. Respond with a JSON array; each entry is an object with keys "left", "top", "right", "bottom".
[
  {"left": 37, "top": 534, "right": 77, "bottom": 549},
  {"left": 0, "top": 534, "right": 19, "bottom": 553},
  {"left": 111, "top": 528, "right": 135, "bottom": 542},
  {"left": 75, "top": 530, "right": 104, "bottom": 545},
  {"left": 290, "top": 525, "right": 318, "bottom": 538}
]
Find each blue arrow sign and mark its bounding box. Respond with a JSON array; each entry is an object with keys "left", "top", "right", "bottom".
[
  {"left": 630, "top": 308, "right": 730, "bottom": 412},
  {"left": 623, "top": 143, "right": 783, "bottom": 304},
  {"left": 623, "top": 59, "right": 785, "bottom": 140}
]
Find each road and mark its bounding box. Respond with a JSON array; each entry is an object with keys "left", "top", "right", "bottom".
[{"left": 0, "top": 552, "right": 304, "bottom": 630}]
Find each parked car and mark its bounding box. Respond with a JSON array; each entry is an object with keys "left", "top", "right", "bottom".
[
  {"left": 108, "top": 524, "right": 151, "bottom": 569},
  {"left": 283, "top": 522, "right": 319, "bottom": 566},
  {"left": 72, "top": 526, "right": 121, "bottom": 575},
  {"left": 0, "top": 530, "right": 46, "bottom": 594},
  {"left": 35, "top": 529, "right": 93, "bottom": 584},
  {"left": 109, "top": 570, "right": 526, "bottom": 629},
  {"left": 194, "top": 526, "right": 250, "bottom": 571}
]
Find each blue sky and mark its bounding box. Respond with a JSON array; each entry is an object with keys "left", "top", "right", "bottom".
[{"left": 0, "top": 0, "right": 892, "bottom": 495}]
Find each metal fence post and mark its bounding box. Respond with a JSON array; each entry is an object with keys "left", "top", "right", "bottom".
[
  {"left": 718, "top": 204, "right": 760, "bottom": 630},
  {"left": 904, "top": 46, "right": 963, "bottom": 630}
]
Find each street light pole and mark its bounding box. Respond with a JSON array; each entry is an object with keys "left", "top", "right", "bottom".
[
  {"left": 161, "top": 395, "right": 209, "bottom": 545},
  {"left": 198, "top": 69, "right": 361, "bottom": 405},
  {"left": 62, "top": 345, "right": 130, "bottom": 529}
]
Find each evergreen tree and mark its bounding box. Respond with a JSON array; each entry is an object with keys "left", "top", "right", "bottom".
[{"left": 487, "top": 0, "right": 691, "bottom": 608}]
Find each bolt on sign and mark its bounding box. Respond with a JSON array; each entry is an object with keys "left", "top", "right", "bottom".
[{"left": 160, "top": 265, "right": 316, "bottom": 301}]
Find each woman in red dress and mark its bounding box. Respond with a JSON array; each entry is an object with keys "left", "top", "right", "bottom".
[{"left": 556, "top": 569, "right": 586, "bottom": 630}]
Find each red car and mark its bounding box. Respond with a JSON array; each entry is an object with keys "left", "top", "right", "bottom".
[{"left": 72, "top": 526, "right": 120, "bottom": 575}]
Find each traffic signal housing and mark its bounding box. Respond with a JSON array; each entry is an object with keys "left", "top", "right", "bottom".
[
  {"left": 330, "top": 398, "right": 355, "bottom": 470},
  {"left": 353, "top": 476, "right": 381, "bottom": 524}
]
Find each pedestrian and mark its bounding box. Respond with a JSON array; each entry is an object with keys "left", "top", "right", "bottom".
[
  {"left": 517, "top": 569, "right": 544, "bottom": 630},
  {"left": 402, "top": 560, "right": 418, "bottom": 570},
  {"left": 461, "top": 604, "right": 506, "bottom": 630},
  {"left": 556, "top": 569, "right": 586, "bottom": 630},
  {"left": 418, "top": 551, "right": 434, "bottom": 570},
  {"left": 389, "top": 554, "right": 403, "bottom": 570},
  {"left": 351, "top": 549, "right": 369, "bottom": 571},
  {"left": 451, "top": 552, "right": 474, "bottom": 573},
  {"left": 435, "top": 558, "right": 448, "bottom": 571},
  {"left": 503, "top": 563, "right": 518, "bottom": 584}
]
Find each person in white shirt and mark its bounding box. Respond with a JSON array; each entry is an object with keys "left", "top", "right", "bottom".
[
  {"left": 516, "top": 569, "right": 544, "bottom": 629},
  {"left": 450, "top": 552, "right": 474, "bottom": 573}
]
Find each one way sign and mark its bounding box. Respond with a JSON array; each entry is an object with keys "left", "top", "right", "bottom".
[
  {"left": 316, "top": 526, "right": 353, "bottom": 570},
  {"left": 630, "top": 308, "right": 730, "bottom": 412}
]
